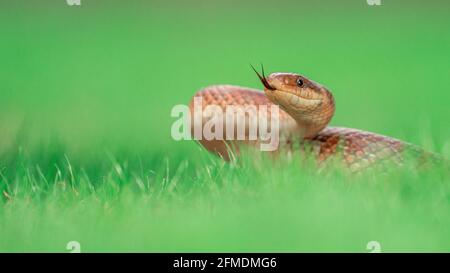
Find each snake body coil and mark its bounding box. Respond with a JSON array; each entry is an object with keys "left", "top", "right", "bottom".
[{"left": 189, "top": 71, "right": 440, "bottom": 170}]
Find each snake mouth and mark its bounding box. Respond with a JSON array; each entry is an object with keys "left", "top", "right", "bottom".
[
  {"left": 276, "top": 90, "right": 323, "bottom": 109},
  {"left": 276, "top": 89, "right": 322, "bottom": 101},
  {"left": 251, "top": 64, "right": 275, "bottom": 91}
]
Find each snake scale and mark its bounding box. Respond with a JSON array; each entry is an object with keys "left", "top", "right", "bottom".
[{"left": 189, "top": 68, "right": 442, "bottom": 171}]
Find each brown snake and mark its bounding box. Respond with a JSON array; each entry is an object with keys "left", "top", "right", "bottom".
[{"left": 189, "top": 68, "right": 442, "bottom": 171}]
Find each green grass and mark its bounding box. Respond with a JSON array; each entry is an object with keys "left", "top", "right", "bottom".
[
  {"left": 0, "top": 1, "right": 449, "bottom": 252},
  {"left": 0, "top": 150, "right": 449, "bottom": 252}
]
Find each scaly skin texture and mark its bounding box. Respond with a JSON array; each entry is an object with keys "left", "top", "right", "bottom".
[{"left": 189, "top": 72, "right": 440, "bottom": 170}]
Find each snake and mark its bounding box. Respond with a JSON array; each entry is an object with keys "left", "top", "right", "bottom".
[{"left": 188, "top": 67, "right": 442, "bottom": 171}]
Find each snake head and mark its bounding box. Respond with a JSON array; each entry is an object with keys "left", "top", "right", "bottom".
[
  {"left": 264, "top": 72, "right": 331, "bottom": 110},
  {"left": 253, "top": 68, "right": 335, "bottom": 137}
]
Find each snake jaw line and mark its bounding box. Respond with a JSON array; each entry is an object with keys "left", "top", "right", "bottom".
[{"left": 278, "top": 91, "right": 323, "bottom": 110}]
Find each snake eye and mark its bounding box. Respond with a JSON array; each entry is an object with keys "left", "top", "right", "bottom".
[{"left": 296, "top": 78, "right": 304, "bottom": 87}]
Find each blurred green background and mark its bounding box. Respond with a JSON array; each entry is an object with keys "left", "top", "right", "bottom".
[
  {"left": 1, "top": 0, "right": 449, "bottom": 156},
  {"left": 0, "top": 0, "right": 449, "bottom": 252}
]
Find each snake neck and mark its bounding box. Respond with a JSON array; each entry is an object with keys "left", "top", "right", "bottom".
[
  {"left": 293, "top": 117, "right": 330, "bottom": 139},
  {"left": 275, "top": 94, "right": 335, "bottom": 139},
  {"left": 290, "top": 107, "right": 334, "bottom": 138}
]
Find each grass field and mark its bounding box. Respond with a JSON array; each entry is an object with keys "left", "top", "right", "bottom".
[{"left": 0, "top": 1, "right": 449, "bottom": 252}]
